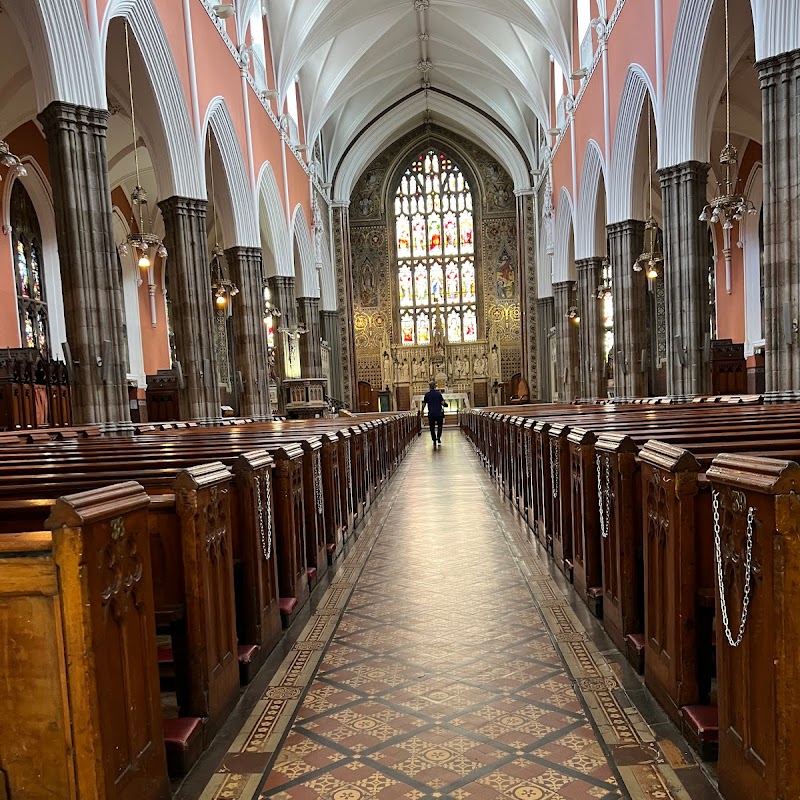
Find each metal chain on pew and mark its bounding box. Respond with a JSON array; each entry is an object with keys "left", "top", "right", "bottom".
[
  {"left": 550, "top": 439, "right": 560, "bottom": 499},
  {"left": 712, "top": 490, "right": 755, "bottom": 648},
  {"left": 596, "top": 453, "right": 611, "bottom": 539},
  {"left": 254, "top": 473, "right": 273, "bottom": 561},
  {"left": 345, "top": 442, "right": 353, "bottom": 495},
  {"left": 314, "top": 451, "right": 324, "bottom": 515}
]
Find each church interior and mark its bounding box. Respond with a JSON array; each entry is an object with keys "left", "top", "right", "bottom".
[{"left": 0, "top": 1, "right": 798, "bottom": 799}]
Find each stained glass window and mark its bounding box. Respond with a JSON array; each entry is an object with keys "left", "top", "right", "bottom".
[
  {"left": 599, "top": 258, "right": 614, "bottom": 368},
  {"left": 11, "top": 181, "right": 49, "bottom": 356},
  {"left": 395, "top": 149, "right": 478, "bottom": 345}
]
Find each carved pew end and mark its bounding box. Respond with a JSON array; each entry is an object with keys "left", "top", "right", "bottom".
[
  {"left": 587, "top": 586, "right": 603, "bottom": 618},
  {"left": 162, "top": 717, "right": 204, "bottom": 778},
  {"left": 680, "top": 705, "right": 718, "bottom": 761},
  {"left": 238, "top": 644, "right": 261, "bottom": 684},
  {"left": 624, "top": 633, "right": 645, "bottom": 674},
  {"left": 279, "top": 596, "right": 299, "bottom": 628}
]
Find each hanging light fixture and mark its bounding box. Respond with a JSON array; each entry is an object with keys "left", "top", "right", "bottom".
[
  {"left": 117, "top": 22, "right": 167, "bottom": 270},
  {"left": 596, "top": 258, "right": 612, "bottom": 300},
  {"left": 633, "top": 95, "right": 663, "bottom": 281},
  {"left": 698, "top": 0, "right": 757, "bottom": 232},
  {"left": 0, "top": 141, "right": 26, "bottom": 180},
  {"left": 207, "top": 135, "right": 239, "bottom": 308},
  {"left": 263, "top": 281, "right": 282, "bottom": 326},
  {"left": 567, "top": 306, "right": 581, "bottom": 325}
]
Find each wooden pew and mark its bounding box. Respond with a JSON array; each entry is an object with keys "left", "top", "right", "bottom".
[
  {"left": 0, "top": 482, "right": 170, "bottom": 800},
  {"left": 706, "top": 454, "right": 800, "bottom": 800}
]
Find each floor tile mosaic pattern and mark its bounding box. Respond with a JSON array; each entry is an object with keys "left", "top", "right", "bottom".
[{"left": 201, "top": 430, "right": 705, "bottom": 800}]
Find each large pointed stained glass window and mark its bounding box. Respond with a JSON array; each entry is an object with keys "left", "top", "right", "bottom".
[
  {"left": 11, "top": 181, "right": 49, "bottom": 356},
  {"left": 395, "top": 150, "right": 477, "bottom": 345}
]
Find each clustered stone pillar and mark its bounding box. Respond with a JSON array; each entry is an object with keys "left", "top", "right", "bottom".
[
  {"left": 225, "top": 246, "right": 270, "bottom": 417},
  {"left": 268, "top": 276, "right": 297, "bottom": 387},
  {"left": 38, "top": 102, "right": 130, "bottom": 428},
  {"left": 296, "top": 296, "right": 322, "bottom": 378},
  {"left": 321, "top": 310, "right": 342, "bottom": 400},
  {"left": 536, "top": 296, "right": 555, "bottom": 401},
  {"left": 576, "top": 257, "right": 605, "bottom": 399},
  {"left": 608, "top": 220, "right": 648, "bottom": 397},
  {"left": 759, "top": 49, "right": 800, "bottom": 392},
  {"left": 332, "top": 202, "right": 356, "bottom": 408},
  {"left": 158, "top": 196, "right": 220, "bottom": 420},
  {"left": 659, "top": 161, "right": 711, "bottom": 396},
  {"left": 552, "top": 280, "right": 580, "bottom": 402}
]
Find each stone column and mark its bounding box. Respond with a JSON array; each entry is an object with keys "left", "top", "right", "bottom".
[
  {"left": 268, "top": 275, "right": 297, "bottom": 384},
  {"left": 536, "top": 296, "right": 555, "bottom": 401},
  {"left": 552, "top": 280, "right": 580, "bottom": 402},
  {"left": 332, "top": 202, "right": 356, "bottom": 408},
  {"left": 759, "top": 49, "right": 800, "bottom": 392},
  {"left": 576, "top": 257, "right": 605, "bottom": 399},
  {"left": 519, "top": 192, "right": 539, "bottom": 395},
  {"left": 158, "top": 197, "right": 220, "bottom": 420},
  {"left": 296, "top": 296, "right": 322, "bottom": 378},
  {"left": 321, "top": 310, "right": 343, "bottom": 400},
  {"left": 659, "top": 161, "right": 711, "bottom": 396},
  {"left": 225, "top": 246, "right": 270, "bottom": 417},
  {"left": 608, "top": 220, "right": 648, "bottom": 397},
  {"left": 38, "top": 102, "right": 130, "bottom": 427}
]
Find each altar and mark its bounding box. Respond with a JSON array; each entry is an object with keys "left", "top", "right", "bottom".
[{"left": 411, "top": 391, "right": 470, "bottom": 419}]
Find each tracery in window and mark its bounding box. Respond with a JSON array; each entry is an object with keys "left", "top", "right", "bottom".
[
  {"left": 11, "top": 181, "right": 49, "bottom": 356},
  {"left": 394, "top": 150, "right": 477, "bottom": 345}
]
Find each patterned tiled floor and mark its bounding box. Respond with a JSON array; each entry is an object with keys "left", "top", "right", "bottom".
[{"left": 199, "top": 429, "right": 715, "bottom": 800}]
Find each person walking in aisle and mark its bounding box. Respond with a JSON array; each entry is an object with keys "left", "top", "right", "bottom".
[{"left": 421, "top": 381, "right": 448, "bottom": 446}]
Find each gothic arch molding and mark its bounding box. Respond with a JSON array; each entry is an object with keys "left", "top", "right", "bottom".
[
  {"left": 202, "top": 98, "right": 260, "bottom": 249},
  {"left": 333, "top": 92, "right": 531, "bottom": 204},
  {"left": 575, "top": 140, "right": 607, "bottom": 260},
  {"left": 609, "top": 65, "right": 658, "bottom": 224},
  {"left": 751, "top": 0, "right": 800, "bottom": 61},
  {"left": 292, "top": 205, "right": 317, "bottom": 298},
  {"left": 257, "top": 161, "right": 292, "bottom": 277},
  {"left": 2, "top": 156, "right": 67, "bottom": 362},
  {"left": 553, "top": 188, "right": 576, "bottom": 284},
  {"left": 4, "top": 0, "right": 103, "bottom": 111},
  {"left": 101, "top": 0, "right": 203, "bottom": 200}
]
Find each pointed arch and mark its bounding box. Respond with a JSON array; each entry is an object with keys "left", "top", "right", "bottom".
[
  {"left": 609, "top": 65, "right": 658, "bottom": 224},
  {"left": 553, "top": 188, "right": 576, "bottom": 283},
  {"left": 202, "top": 98, "right": 260, "bottom": 248},
  {"left": 575, "top": 140, "right": 607, "bottom": 260},
  {"left": 292, "top": 205, "right": 318, "bottom": 298},
  {"left": 257, "top": 161, "right": 292, "bottom": 277},
  {"left": 1, "top": 156, "right": 66, "bottom": 362},
  {"left": 101, "top": 0, "right": 203, "bottom": 199},
  {"left": 4, "top": 0, "right": 103, "bottom": 111}
]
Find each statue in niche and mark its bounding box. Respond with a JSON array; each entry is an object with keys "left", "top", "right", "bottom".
[
  {"left": 454, "top": 355, "right": 465, "bottom": 379},
  {"left": 542, "top": 177, "right": 555, "bottom": 255},
  {"left": 490, "top": 344, "right": 501, "bottom": 380},
  {"left": 382, "top": 350, "right": 394, "bottom": 389},
  {"left": 473, "top": 352, "right": 488, "bottom": 378},
  {"left": 496, "top": 250, "right": 516, "bottom": 301},
  {"left": 411, "top": 357, "right": 418, "bottom": 381},
  {"left": 398, "top": 358, "right": 410, "bottom": 383},
  {"left": 358, "top": 257, "right": 378, "bottom": 307}
]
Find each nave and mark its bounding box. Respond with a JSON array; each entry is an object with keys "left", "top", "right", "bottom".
[{"left": 193, "top": 430, "right": 715, "bottom": 800}]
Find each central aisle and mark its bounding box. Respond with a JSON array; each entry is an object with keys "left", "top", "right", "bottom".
[{"left": 200, "top": 429, "right": 706, "bottom": 800}]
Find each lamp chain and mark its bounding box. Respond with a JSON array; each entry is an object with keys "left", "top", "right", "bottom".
[
  {"left": 124, "top": 22, "right": 145, "bottom": 233},
  {"left": 208, "top": 134, "right": 220, "bottom": 252},
  {"left": 724, "top": 0, "right": 731, "bottom": 150}
]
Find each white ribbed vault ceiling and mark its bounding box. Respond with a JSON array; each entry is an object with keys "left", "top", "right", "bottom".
[{"left": 262, "top": 0, "right": 577, "bottom": 190}]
